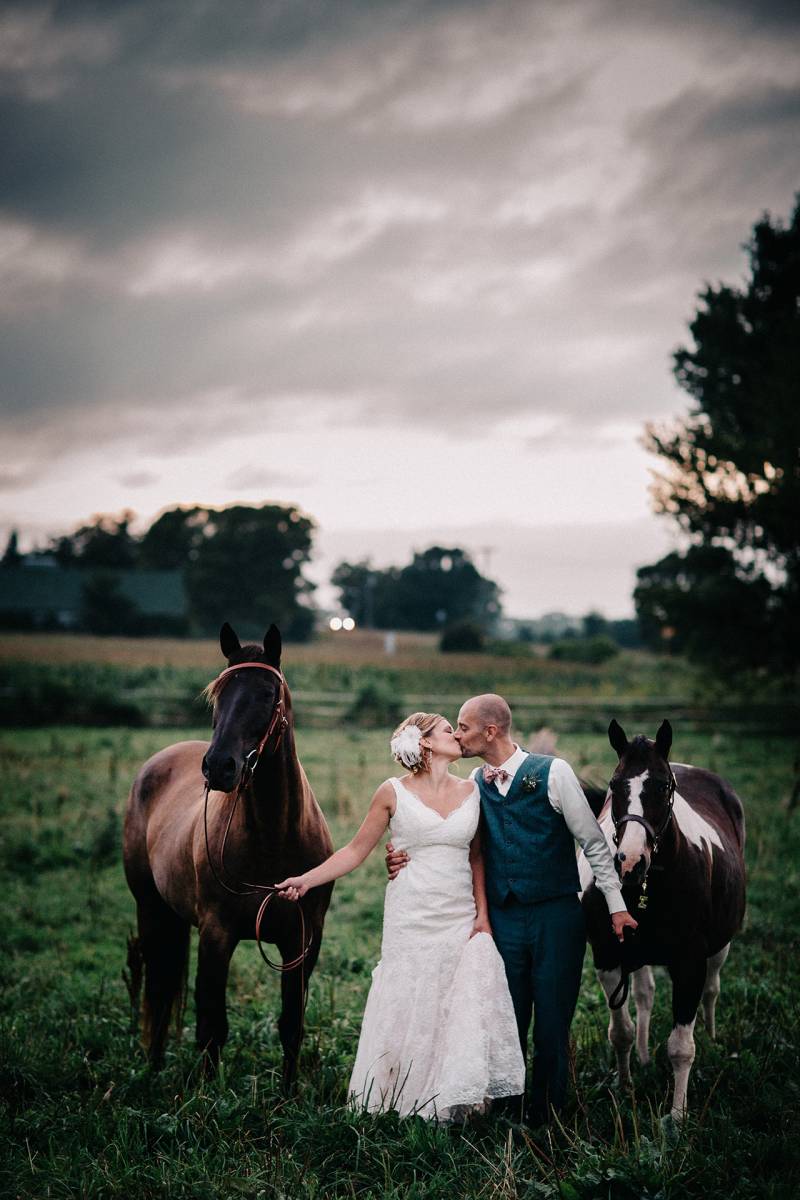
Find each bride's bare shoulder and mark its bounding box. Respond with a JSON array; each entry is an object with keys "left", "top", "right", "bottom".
[{"left": 452, "top": 774, "right": 477, "bottom": 798}]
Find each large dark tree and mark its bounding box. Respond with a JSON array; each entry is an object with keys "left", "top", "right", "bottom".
[
  {"left": 330, "top": 559, "right": 401, "bottom": 628},
  {"left": 143, "top": 503, "right": 316, "bottom": 638},
  {"left": 635, "top": 197, "right": 800, "bottom": 676},
  {"left": 333, "top": 546, "right": 501, "bottom": 632}
]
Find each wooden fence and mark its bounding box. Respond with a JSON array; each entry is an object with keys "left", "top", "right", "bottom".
[{"left": 292, "top": 692, "right": 798, "bottom": 735}]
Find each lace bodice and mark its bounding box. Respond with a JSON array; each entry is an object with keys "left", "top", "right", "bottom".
[{"left": 387, "top": 776, "right": 480, "bottom": 850}]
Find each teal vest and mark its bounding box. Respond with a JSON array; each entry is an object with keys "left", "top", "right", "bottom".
[{"left": 478, "top": 753, "right": 580, "bottom": 905}]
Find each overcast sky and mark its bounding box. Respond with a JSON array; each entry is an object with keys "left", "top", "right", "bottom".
[{"left": 1, "top": 0, "right": 798, "bottom": 617}]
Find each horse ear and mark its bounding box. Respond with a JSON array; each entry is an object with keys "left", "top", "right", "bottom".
[
  {"left": 655, "top": 719, "right": 672, "bottom": 761},
  {"left": 220, "top": 622, "right": 241, "bottom": 660},
  {"left": 263, "top": 624, "right": 282, "bottom": 668},
  {"left": 608, "top": 719, "right": 628, "bottom": 758}
]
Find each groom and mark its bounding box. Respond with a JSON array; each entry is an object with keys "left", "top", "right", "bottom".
[{"left": 387, "top": 693, "right": 637, "bottom": 1127}]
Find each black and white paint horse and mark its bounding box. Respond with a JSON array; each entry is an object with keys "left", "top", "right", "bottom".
[{"left": 580, "top": 720, "right": 746, "bottom": 1119}]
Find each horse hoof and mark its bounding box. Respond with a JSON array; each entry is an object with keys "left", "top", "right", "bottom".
[{"left": 659, "top": 1113, "right": 683, "bottom": 1144}]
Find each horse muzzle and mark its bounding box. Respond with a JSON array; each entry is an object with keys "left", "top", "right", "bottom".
[
  {"left": 202, "top": 751, "right": 241, "bottom": 794},
  {"left": 615, "top": 850, "right": 649, "bottom": 887}
]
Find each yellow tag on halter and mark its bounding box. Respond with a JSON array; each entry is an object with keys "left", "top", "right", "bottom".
[{"left": 637, "top": 878, "right": 649, "bottom": 910}]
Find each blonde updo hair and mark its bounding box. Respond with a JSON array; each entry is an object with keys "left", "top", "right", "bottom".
[{"left": 390, "top": 711, "right": 446, "bottom": 775}]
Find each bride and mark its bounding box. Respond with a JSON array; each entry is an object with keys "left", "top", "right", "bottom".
[{"left": 276, "top": 712, "right": 525, "bottom": 1121}]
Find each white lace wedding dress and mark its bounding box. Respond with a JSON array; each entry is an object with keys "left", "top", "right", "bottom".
[{"left": 348, "top": 777, "right": 525, "bottom": 1121}]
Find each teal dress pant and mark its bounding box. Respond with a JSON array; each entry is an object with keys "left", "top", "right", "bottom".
[{"left": 489, "top": 892, "right": 586, "bottom": 1124}]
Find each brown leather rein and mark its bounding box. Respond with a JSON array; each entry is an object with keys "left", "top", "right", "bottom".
[{"left": 202, "top": 661, "right": 313, "bottom": 975}]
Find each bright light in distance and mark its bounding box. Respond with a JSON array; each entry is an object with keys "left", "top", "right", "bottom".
[
  {"left": 329, "top": 617, "right": 343, "bottom": 631},
  {"left": 342, "top": 617, "right": 355, "bottom": 631}
]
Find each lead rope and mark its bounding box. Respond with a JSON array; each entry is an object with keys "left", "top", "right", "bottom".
[
  {"left": 202, "top": 779, "right": 314, "bottom": 972},
  {"left": 608, "top": 967, "right": 630, "bottom": 1010},
  {"left": 203, "top": 780, "right": 312, "bottom": 1051}
]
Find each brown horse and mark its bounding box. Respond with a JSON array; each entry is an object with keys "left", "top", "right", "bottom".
[{"left": 123, "top": 622, "right": 333, "bottom": 1087}]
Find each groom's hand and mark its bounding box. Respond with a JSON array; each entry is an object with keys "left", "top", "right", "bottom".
[
  {"left": 385, "top": 841, "right": 409, "bottom": 880},
  {"left": 611, "top": 910, "right": 638, "bottom": 942}
]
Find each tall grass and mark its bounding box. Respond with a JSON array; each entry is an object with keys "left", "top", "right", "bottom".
[{"left": 1, "top": 725, "right": 798, "bottom": 1198}]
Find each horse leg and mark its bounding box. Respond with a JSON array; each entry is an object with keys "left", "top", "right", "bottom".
[
  {"left": 597, "top": 968, "right": 635, "bottom": 1090},
  {"left": 195, "top": 919, "right": 236, "bottom": 1072},
  {"left": 631, "top": 965, "right": 656, "bottom": 1066},
  {"left": 136, "top": 891, "right": 190, "bottom": 1069},
  {"left": 702, "top": 944, "right": 729, "bottom": 1039},
  {"left": 667, "top": 958, "right": 706, "bottom": 1120},
  {"left": 278, "top": 929, "right": 322, "bottom": 1094}
]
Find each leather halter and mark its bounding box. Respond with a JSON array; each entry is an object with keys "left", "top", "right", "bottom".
[
  {"left": 611, "top": 771, "right": 676, "bottom": 856},
  {"left": 607, "top": 770, "right": 676, "bottom": 1011}
]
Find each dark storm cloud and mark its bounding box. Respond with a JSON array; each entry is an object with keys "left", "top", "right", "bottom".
[
  {"left": 0, "top": 465, "right": 42, "bottom": 491},
  {"left": 224, "top": 464, "right": 310, "bottom": 491},
  {"left": 117, "top": 469, "right": 160, "bottom": 487},
  {"left": 1, "top": 0, "right": 799, "bottom": 463}
]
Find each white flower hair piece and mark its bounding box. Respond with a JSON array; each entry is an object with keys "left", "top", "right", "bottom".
[{"left": 390, "top": 723, "right": 424, "bottom": 769}]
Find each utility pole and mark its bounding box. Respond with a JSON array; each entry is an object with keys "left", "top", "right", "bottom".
[{"left": 478, "top": 546, "right": 494, "bottom": 577}]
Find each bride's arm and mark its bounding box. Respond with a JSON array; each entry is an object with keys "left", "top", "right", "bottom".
[
  {"left": 275, "top": 781, "right": 395, "bottom": 898},
  {"left": 469, "top": 826, "right": 492, "bottom": 938}
]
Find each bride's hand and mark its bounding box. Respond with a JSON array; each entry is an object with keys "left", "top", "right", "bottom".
[
  {"left": 275, "top": 876, "right": 308, "bottom": 900},
  {"left": 470, "top": 914, "right": 493, "bottom": 939}
]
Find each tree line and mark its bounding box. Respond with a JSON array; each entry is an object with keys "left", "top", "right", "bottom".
[
  {"left": 2, "top": 509, "right": 503, "bottom": 641},
  {"left": 2, "top": 505, "right": 317, "bottom": 640}
]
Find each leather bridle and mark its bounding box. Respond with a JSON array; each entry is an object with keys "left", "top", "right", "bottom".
[
  {"left": 202, "top": 661, "right": 312, "bottom": 977},
  {"left": 212, "top": 661, "right": 289, "bottom": 775}
]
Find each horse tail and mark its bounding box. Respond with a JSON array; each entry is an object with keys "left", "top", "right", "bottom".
[
  {"left": 138, "top": 894, "right": 190, "bottom": 1067},
  {"left": 718, "top": 777, "right": 746, "bottom": 853}
]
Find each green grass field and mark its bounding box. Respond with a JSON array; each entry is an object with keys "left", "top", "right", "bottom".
[{"left": 1, "top": 709, "right": 799, "bottom": 1199}]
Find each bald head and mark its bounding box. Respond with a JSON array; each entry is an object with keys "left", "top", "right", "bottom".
[
  {"left": 463, "top": 694, "right": 512, "bottom": 735},
  {"left": 455, "top": 693, "right": 515, "bottom": 764}
]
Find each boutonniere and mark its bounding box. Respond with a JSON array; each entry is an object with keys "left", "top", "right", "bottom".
[{"left": 521, "top": 772, "right": 540, "bottom": 794}]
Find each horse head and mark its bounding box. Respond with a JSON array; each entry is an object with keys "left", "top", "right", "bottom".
[
  {"left": 201, "top": 622, "right": 287, "bottom": 793},
  {"left": 607, "top": 719, "right": 675, "bottom": 887}
]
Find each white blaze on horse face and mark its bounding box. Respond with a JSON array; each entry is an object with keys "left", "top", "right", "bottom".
[{"left": 617, "top": 771, "right": 651, "bottom": 875}]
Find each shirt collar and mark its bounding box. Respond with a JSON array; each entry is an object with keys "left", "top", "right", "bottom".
[{"left": 497, "top": 743, "right": 528, "bottom": 777}]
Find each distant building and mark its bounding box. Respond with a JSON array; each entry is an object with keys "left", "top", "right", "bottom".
[
  {"left": 495, "top": 613, "right": 582, "bottom": 641},
  {"left": 0, "top": 563, "right": 187, "bottom": 632}
]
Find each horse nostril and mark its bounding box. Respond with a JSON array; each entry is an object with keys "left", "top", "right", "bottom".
[{"left": 615, "top": 852, "right": 626, "bottom": 863}]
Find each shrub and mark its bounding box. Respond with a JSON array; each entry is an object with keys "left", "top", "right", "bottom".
[
  {"left": 548, "top": 635, "right": 619, "bottom": 665},
  {"left": 345, "top": 678, "right": 403, "bottom": 728},
  {"left": 439, "top": 620, "right": 486, "bottom": 653}
]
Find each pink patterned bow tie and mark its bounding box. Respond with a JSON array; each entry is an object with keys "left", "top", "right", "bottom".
[{"left": 483, "top": 764, "right": 511, "bottom": 785}]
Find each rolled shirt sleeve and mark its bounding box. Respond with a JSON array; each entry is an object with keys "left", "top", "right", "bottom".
[{"left": 547, "top": 757, "right": 626, "bottom": 915}]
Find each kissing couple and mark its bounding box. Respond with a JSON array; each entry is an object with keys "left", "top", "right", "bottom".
[{"left": 277, "top": 694, "right": 636, "bottom": 1126}]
